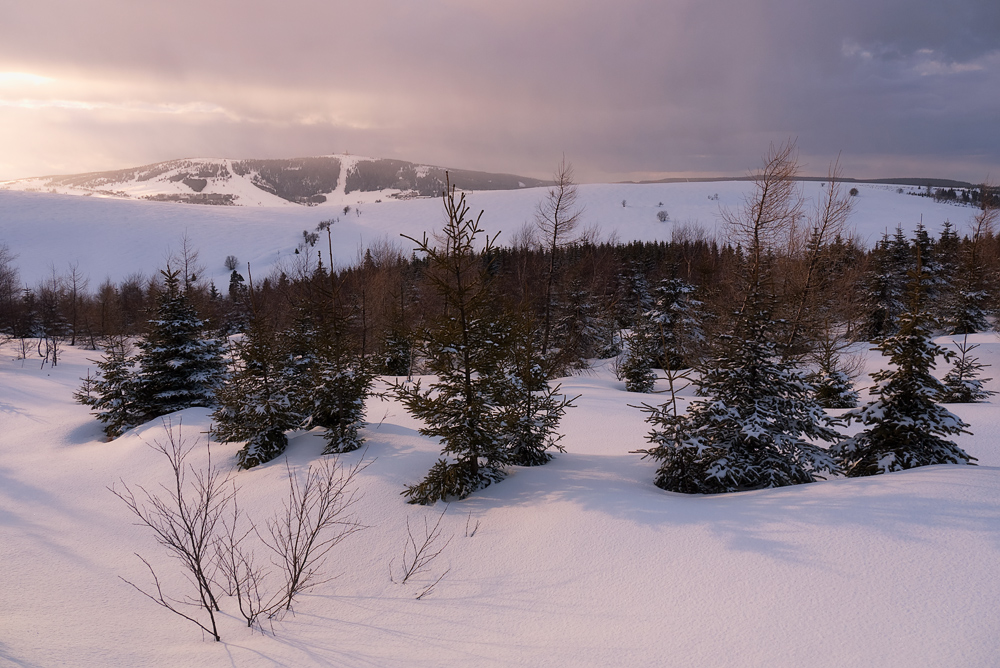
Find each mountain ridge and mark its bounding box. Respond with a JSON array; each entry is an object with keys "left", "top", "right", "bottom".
[{"left": 0, "top": 155, "right": 551, "bottom": 207}]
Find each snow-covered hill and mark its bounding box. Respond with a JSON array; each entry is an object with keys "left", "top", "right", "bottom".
[
  {"left": 0, "top": 178, "right": 980, "bottom": 287},
  {"left": 1, "top": 337, "right": 999, "bottom": 667},
  {"left": 0, "top": 155, "right": 549, "bottom": 207}
]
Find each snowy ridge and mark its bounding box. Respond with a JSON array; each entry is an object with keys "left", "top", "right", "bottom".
[{"left": 0, "top": 154, "right": 549, "bottom": 207}]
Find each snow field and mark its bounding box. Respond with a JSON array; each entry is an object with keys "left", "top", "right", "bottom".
[
  {"left": 0, "top": 180, "right": 976, "bottom": 288},
  {"left": 1, "top": 335, "right": 999, "bottom": 667}
]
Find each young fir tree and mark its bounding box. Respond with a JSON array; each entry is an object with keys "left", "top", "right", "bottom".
[
  {"left": 637, "top": 141, "right": 840, "bottom": 493},
  {"left": 938, "top": 337, "right": 996, "bottom": 403},
  {"left": 637, "top": 302, "right": 841, "bottom": 493},
  {"left": 831, "top": 262, "right": 974, "bottom": 477},
  {"left": 135, "top": 269, "right": 225, "bottom": 420},
  {"left": 645, "top": 277, "right": 703, "bottom": 370},
  {"left": 74, "top": 337, "right": 141, "bottom": 439},
  {"left": 551, "top": 279, "right": 619, "bottom": 367},
  {"left": 861, "top": 231, "right": 909, "bottom": 341},
  {"left": 620, "top": 328, "right": 657, "bottom": 393},
  {"left": 807, "top": 331, "right": 861, "bottom": 409},
  {"left": 393, "top": 180, "right": 512, "bottom": 504},
  {"left": 494, "top": 315, "right": 577, "bottom": 466},
  {"left": 213, "top": 306, "right": 303, "bottom": 469},
  {"left": 286, "top": 307, "right": 374, "bottom": 454}
]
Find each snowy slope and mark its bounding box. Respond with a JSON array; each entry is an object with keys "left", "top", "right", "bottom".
[
  {"left": 1, "top": 337, "right": 999, "bottom": 667},
  {"left": 0, "top": 180, "right": 977, "bottom": 287}
]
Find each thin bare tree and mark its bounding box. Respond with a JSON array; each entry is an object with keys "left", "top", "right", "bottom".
[
  {"left": 721, "top": 139, "right": 803, "bottom": 312},
  {"left": 784, "top": 157, "right": 854, "bottom": 348},
  {"left": 535, "top": 158, "right": 583, "bottom": 359}
]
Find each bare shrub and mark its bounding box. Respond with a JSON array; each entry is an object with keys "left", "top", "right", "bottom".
[
  {"left": 391, "top": 505, "right": 452, "bottom": 599},
  {"left": 264, "top": 457, "right": 368, "bottom": 613},
  {"left": 110, "top": 420, "right": 233, "bottom": 641}
]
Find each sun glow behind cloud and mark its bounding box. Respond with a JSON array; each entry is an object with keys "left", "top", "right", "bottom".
[{"left": 0, "top": 0, "right": 998, "bottom": 182}]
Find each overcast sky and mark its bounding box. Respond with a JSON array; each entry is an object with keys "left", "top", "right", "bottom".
[{"left": 0, "top": 0, "right": 997, "bottom": 183}]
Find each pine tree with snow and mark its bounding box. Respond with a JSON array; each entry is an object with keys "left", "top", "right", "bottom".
[
  {"left": 134, "top": 269, "right": 225, "bottom": 421},
  {"left": 831, "top": 264, "right": 974, "bottom": 476},
  {"left": 620, "top": 329, "right": 657, "bottom": 393},
  {"left": 938, "top": 337, "right": 995, "bottom": 403},
  {"left": 493, "top": 316, "right": 577, "bottom": 466},
  {"left": 393, "top": 179, "right": 511, "bottom": 503},
  {"left": 286, "top": 308, "right": 374, "bottom": 454},
  {"left": 551, "top": 279, "right": 619, "bottom": 368},
  {"left": 213, "top": 310, "right": 303, "bottom": 469},
  {"left": 74, "top": 337, "right": 141, "bottom": 439},
  {"left": 638, "top": 302, "right": 841, "bottom": 493},
  {"left": 809, "top": 368, "right": 860, "bottom": 409},
  {"left": 861, "top": 231, "right": 909, "bottom": 340},
  {"left": 645, "top": 277, "right": 703, "bottom": 371},
  {"left": 637, "top": 141, "right": 840, "bottom": 493}
]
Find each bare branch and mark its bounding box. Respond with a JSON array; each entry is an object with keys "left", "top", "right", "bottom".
[
  {"left": 393, "top": 505, "right": 453, "bottom": 587},
  {"left": 263, "top": 456, "right": 368, "bottom": 613}
]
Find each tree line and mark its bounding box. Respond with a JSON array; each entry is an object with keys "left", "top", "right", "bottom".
[{"left": 4, "top": 143, "right": 998, "bottom": 498}]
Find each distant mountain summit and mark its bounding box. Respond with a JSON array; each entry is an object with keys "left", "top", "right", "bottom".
[{"left": 0, "top": 155, "right": 550, "bottom": 206}]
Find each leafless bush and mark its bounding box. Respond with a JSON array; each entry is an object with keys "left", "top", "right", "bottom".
[
  {"left": 111, "top": 420, "right": 370, "bottom": 637},
  {"left": 263, "top": 457, "right": 367, "bottom": 613},
  {"left": 216, "top": 496, "right": 271, "bottom": 629},
  {"left": 110, "top": 419, "right": 233, "bottom": 641},
  {"left": 392, "top": 505, "right": 452, "bottom": 598}
]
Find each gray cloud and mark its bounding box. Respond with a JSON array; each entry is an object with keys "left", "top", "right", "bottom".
[{"left": 0, "top": 0, "right": 997, "bottom": 182}]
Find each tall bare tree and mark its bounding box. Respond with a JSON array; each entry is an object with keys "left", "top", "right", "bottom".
[
  {"left": 784, "top": 157, "right": 854, "bottom": 349},
  {"left": 721, "top": 139, "right": 802, "bottom": 312},
  {"left": 535, "top": 158, "right": 583, "bottom": 359}
]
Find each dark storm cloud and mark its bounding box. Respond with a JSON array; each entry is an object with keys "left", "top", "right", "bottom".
[{"left": 0, "top": 0, "right": 997, "bottom": 182}]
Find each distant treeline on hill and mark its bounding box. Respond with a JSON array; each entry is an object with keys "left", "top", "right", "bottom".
[{"left": 1, "top": 206, "right": 997, "bottom": 373}]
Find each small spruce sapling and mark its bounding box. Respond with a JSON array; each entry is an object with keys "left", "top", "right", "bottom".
[{"left": 938, "top": 336, "right": 995, "bottom": 403}]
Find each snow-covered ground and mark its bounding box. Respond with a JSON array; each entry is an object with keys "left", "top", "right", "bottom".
[
  {"left": 0, "top": 180, "right": 977, "bottom": 287},
  {"left": 1, "top": 335, "right": 999, "bottom": 667}
]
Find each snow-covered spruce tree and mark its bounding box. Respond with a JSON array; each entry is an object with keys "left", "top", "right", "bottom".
[
  {"left": 645, "top": 277, "right": 703, "bottom": 371},
  {"left": 378, "top": 326, "right": 412, "bottom": 376},
  {"left": 618, "top": 275, "right": 702, "bottom": 393},
  {"left": 636, "top": 141, "right": 841, "bottom": 493},
  {"left": 286, "top": 307, "right": 374, "bottom": 454},
  {"left": 860, "top": 229, "right": 909, "bottom": 340},
  {"left": 807, "top": 330, "right": 860, "bottom": 409},
  {"left": 831, "top": 263, "right": 974, "bottom": 477},
  {"left": 938, "top": 336, "right": 995, "bottom": 403},
  {"left": 493, "top": 315, "right": 577, "bottom": 466},
  {"left": 551, "top": 279, "right": 619, "bottom": 367},
  {"left": 74, "top": 337, "right": 142, "bottom": 439},
  {"left": 809, "top": 368, "right": 860, "bottom": 409},
  {"left": 135, "top": 269, "right": 225, "bottom": 421},
  {"left": 393, "top": 179, "right": 511, "bottom": 504},
  {"left": 948, "top": 206, "right": 997, "bottom": 334},
  {"left": 213, "top": 305, "right": 303, "bottom": 469},
  {"left": 619, "top": 328, "right": 656, "bottom": 393},
  {"left": 637, "top": 302, "right": 841, "bottom": 493}
]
